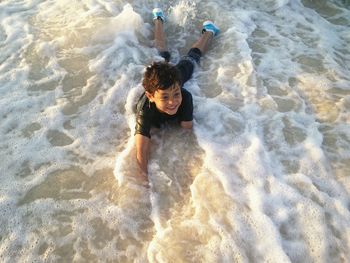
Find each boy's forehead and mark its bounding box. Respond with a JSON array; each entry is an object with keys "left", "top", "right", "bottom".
[{"left": 155, "top": 84, "right": 181, "bottom": 94}]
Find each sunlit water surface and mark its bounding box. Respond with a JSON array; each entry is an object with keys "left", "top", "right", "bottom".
[{"left": 0, "top": 0, "right": 350, "bottom": 262}]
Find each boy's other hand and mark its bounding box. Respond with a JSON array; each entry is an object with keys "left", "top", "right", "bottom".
[
  {"left": 136, "top": 168, "right": 150, "bottom": 188},
  {"left": 180, "top": 121, "right": 193, "bottom": 129}
]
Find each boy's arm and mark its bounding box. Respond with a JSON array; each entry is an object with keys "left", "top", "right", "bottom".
[
  {"left": 135, "top": 134, "right": 150, "bottom": 181},
  {"left": 179, "top": 89, "right": 193, "bottom": 129}
]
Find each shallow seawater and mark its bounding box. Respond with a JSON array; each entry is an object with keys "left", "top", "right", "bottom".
[{"left": 1, "top": 0, "right": 350, "bottom": 262}]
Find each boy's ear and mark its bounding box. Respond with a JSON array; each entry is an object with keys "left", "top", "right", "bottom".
[{"left": 145, "top": 91, "right": 154, "bottom": 102}]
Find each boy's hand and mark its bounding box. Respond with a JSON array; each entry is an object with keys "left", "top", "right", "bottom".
[
  {"left": 138, "top": 171, "right": 150, "bottom": 188},
  {"left": 180, "top": 121, "right": 193, "bottom": 129},
  {"left": 135, "top": 163, "right": 150, "bottom": 187},
  {"left": 135, "top": 134, "right": 150, "bottom": 185},
  {"left": 139, "top": 170, "right": 149, "bottom": 182}
]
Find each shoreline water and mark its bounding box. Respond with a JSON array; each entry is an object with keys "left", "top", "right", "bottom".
[{"left": 1, "top": 0, "right": 350, "bottom": 262}]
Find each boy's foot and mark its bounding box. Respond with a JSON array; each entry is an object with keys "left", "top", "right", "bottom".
[
  {"left": 202, "top": 21, "right": 220, "bottom": 36},
  {"left": 152, "top": 8, "right": 165, "bottom": 22}
]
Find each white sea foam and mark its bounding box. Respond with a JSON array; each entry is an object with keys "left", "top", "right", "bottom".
[{"left": 1, "top": 0, "right": 350, "bottom": 262}]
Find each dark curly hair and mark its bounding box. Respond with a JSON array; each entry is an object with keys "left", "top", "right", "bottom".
[{"left": 142, "top": 61, "right": 181, "bottom": 94}]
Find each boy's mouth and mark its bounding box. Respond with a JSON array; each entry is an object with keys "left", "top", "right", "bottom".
[
  {"left": 165, "top": 104, "right": 179, "bottom": 114},
  {"left": 167, "top": 105, "right": 178, "bottom": 110}
]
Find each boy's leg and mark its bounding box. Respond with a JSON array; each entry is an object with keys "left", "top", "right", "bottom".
[
  {"left": 153, "top": 8, "right": 171, "bottom": 62},
  {"left": 154, "top": 19, "right": 167, "bottom": 52},
  {"left": 190, "top": 20, "right": 220, "bottom": 57},
  {"left": 191, "top": 31, "right": 214, "bottom": 55},
  {"left": 176, "top": 21, "right": 219, "bottom": 85}
]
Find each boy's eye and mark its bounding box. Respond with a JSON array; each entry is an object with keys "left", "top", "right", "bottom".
[
  {"left": 174, "top": 92, "right": 180, "bottom": 97},
  {"left": 161, "top": 96, "right": 169, "bottom": 100}
]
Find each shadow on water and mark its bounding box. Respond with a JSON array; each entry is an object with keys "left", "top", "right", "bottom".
[
  {"left": 112, "top": 125, "right": 207, "bottom": 261},
  {"left": 149, "top": 127, "right": 205, "bottom": 223}
]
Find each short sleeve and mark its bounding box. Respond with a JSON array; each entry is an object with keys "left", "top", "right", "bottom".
[
  {"left": 178, "top": 89, "right": 193, "bottom": 122},
  {"left": 135, "top": 110, "right": 152, "bottom": 138},
  {"left": 135, "top": 94, "right": 152, "bottom": 138}
]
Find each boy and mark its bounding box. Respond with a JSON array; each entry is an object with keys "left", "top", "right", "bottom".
[{"left": 135, "top": 8, "right": 219, "bottom": 181}]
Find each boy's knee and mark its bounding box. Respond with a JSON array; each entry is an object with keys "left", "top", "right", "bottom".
[{"left": 187, "top": 48, "right": 202, "bottom": 64}]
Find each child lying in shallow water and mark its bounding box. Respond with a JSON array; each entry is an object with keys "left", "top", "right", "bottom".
[{"left": 135, "top": 8, "right": 219, "bottom": 182}]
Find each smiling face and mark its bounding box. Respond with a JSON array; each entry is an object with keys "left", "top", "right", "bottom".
[{"left": 146, "top": 84, "right": 182, "bottom": 115}]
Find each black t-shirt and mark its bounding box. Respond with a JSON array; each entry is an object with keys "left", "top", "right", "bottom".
[{"left": 135, "top": 88, "right": 193, "bottom": 138}]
